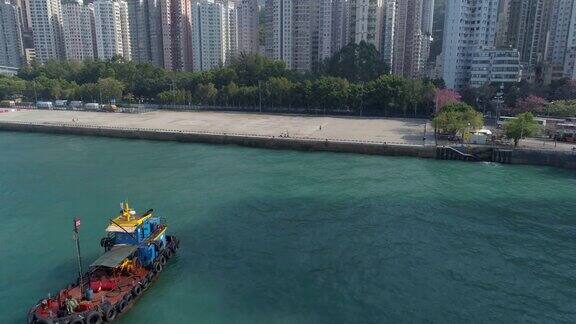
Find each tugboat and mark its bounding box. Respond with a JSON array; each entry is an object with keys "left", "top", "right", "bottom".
[{"left": 27, "top": 203, "right": 180, "bottom": 324}]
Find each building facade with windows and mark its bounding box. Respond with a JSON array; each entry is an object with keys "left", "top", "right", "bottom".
[
  {"left": 470, "top": 48, "right": 522, "bottom": 87},
  {"left": 0, "top": 0, "right": 24, "bottom": 67},
  {"left": 29, "top": 0, "right": 64, "bottom": 63},
  {"left": 62, "top": 0, "right": 95, "bottom": 61},
  {"left": 442, "top": 0, "right": 500, "bottom": 89},
  {"left": 93, "top": 0, "right": 131, "bottom": 60}
]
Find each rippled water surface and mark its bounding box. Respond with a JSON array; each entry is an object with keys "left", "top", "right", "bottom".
[{"left": 1, "top": 132, "right": 576, "bottom": 323}]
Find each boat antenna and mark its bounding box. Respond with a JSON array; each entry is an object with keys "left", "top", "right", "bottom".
[{"left": 73, "top": 218, "right": 84, "bottom": 297}]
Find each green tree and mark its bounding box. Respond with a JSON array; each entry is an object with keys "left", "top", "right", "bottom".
[
  {"left": 97, "top": 77, "right": 124, "bottom": 103},
  {"left": 196, "top": 83, "right": 217, "bottom": 104},
  {"left": 236, "top": 85, "right": 258, "bottom": 106},
  {"left": 263, "top": 77, "right": 294, "bottom": 107},
  {"left": 544, "top": 100, "right": 576, "bottom": 117},
  {"left": 432, "top": 102, "right": 484, "bottom": 137},
  {"left": 505, "top": 112, "right": 540, "bottom": 147},
  {"left": 0, "top": 77, "right": 26, "bottom": 99},
  {"left": 157, "top": 89, "right": 192, "bottom": 105},
  {"left": 229, "top": 53, "right": 289, "bottom": 86},
  {"left": 322, "top": 41, "right": 388, "bottom": 82},
  {"left": 221, "top": 81, "right": 239, "bottom": 106},
  {"left": 76, "top": 83, "right": 98, "bottom": 102},
  {"left": 312, "top": 76, "right": 349, "bottom": 109},
  {"left": 364, "top": 74, "right": 410, "bottom": 116}
]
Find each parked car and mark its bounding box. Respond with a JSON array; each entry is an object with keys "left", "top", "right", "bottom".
[
  {"left": 85, "top": 103, "right": 100, "bottom": 110},
  {"left": 36, "top": 101, "right": 53, "bottom": 109}
]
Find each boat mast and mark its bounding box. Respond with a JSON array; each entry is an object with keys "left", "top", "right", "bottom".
[{"left": 73, "top": 218, "right": 84, "bottom": 297}]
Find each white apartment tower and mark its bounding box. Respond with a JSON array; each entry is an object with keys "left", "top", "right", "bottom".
[
  {"left": 236, "top": 0, "right": 259, "bottom": 54},
  {"left": 29, "top": 0, "right": 64, "bottom": 63},
  {"left": 192, "top": 0, "right": 237, "bottom": 71},
  {"left": 442, "top": 0, "right": 500, "bottom": 89},
  {"left": 265, "top": 0, "right": 293, "bottom": 68},
  {"left": 221, "top": 0, "right": 238, "bottom": 63},
  {"left": 0, "top": 0, "right": 24, "bottom": 67},
  {"left": 93, "top": 0, "right": 131, "bottom": 60},
  {"left": 314, "top": 0, "right": 334, "bottom": 62},
  {"left": 62, "top": 0, "right": 95, "bottom": 61}
]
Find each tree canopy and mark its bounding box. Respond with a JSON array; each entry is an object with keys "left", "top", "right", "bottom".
[
  {"left": 432, "top": 102, "right": 484, "bottom": 137},
  {"left": 505, "top": 112, "right": 540, "bottom": 146},
  {"left": 6, "top": 54, "right": 436, "bottom": 117},
  {"left": 319, "top": 41, "right": 389, "bottom": 82}
]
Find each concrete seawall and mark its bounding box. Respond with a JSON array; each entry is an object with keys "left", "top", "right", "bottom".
[
  {"left": 510, "top": 149, "right": 576, "bottom": 170},
  {"left": 0, "top": 122, "right": 437, "bottom": 159},
  {"left": 1, "top": 121, "right": 575, "bottom": 170}
]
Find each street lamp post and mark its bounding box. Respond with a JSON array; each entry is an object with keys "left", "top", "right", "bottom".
[{"left": 258, "top": 80, "right": 262, "bottom": 113}]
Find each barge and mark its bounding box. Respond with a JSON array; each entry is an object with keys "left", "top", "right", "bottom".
[{"left": 27, "top": 203, "right": 180, "bottom": 324}]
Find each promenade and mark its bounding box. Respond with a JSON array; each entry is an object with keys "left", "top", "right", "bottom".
[{"left": 0, "top": 109, "right": 434, "bottom": 144}]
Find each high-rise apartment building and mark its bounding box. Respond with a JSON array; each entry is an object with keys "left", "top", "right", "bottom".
[
  {"left": 192, "top": 0, "right": 237, "bottom": 71},
  {"left": 93, "top": 0, "right": 131, "bottom": 60},
  {"left": 11, "top": 0, "right": 33, "bottom": 47},
  {"left": 380, "top": 0, "right": 396, "bottom": 67},
  {"left": 312, "top": 0, "right": 333, "bottom": 64},
  {"left": 546, "top": 0, "right": 576, "bottom": 80},
  {"left": 236, "top": 0, "right": 259, "bottom": 54},
  {"left": 127, "top": 0, "right": 163, "bottom": 66},
  {"left": 160, "top": 0, "right": 193, "bottom": 71},
  {"left": 292, "top": 0, "right": 311, "bottom": 71},
  {"left": 442, "top": 0, "right": 500, "bottom": 89},
  {"left": 265, "top": 0, "right": 344, "bottom": 71},
  {"left": 419, "top": 0, "right": 434, "bottom": 69},
  {"left": 392, "top": 0, "right": 422, "bottom": 77},
  {"left": 349, "top": 0, "right": 383, "bottom": 49},
  {"left": 62, "top": 0, "right": 95, "bottom": 61},
  {"left": 29, "top": 0, "right": 64, "bottom": 63},
  {"left": 517, "top": 0, "right": 552, "bottom": 81},
  {"left": 496, "top": 0, "right": 552, "bottom": 81},
  {"left": 126, "top": 0, "right": 192, "bottom": 71},
  {"left": 388, "top": 0, "right": 433, "bottom": 78},
  {"left": 265, "top": 0, "right": 293, "bottom": 68},
  {"left": 470, "top": 48, "right": 522, "bottom": 86},
  {"left": 0, "top": 0, "right": 24, "bottom": 67},
  {"left": 331, "top": 0, "right": 348, "bottom": 55},
  {"left": 221, "top": 0, "right": 238, "bottom": 63}
]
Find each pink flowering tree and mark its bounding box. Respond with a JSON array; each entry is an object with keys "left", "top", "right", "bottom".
[
  {"left": 434, "top": 88, "right": 461, "bottom": 112},
  {"left": 512, "top": 95, "right": 548, "bottom": 115}
]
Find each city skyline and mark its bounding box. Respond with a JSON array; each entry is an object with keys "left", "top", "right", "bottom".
[{"left": 1, "top": 0, "right": 576, "bottom": 89}]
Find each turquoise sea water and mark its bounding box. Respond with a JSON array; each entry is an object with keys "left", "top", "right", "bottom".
[{"left": 1, "top": 132, "right": 576, "bottom": 323}]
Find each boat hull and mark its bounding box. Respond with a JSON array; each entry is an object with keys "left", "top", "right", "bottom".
[{"left": 28, "top": 236, "right": 180, "bottom": 324}]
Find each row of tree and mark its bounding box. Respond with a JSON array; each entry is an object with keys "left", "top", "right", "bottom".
[
  {"left": 433, "top": 102, "right": 540, "bottom": 147},
  {"left": 0, "top": 43, "right": 439, "bottom": 117},
  {"left": 458, "top": 79, "right": 576, "bottom": 118}
]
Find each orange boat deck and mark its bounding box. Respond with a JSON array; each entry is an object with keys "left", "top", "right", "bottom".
[{"left": 34, "top": 267, "right": 150, "bottom": 318}]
